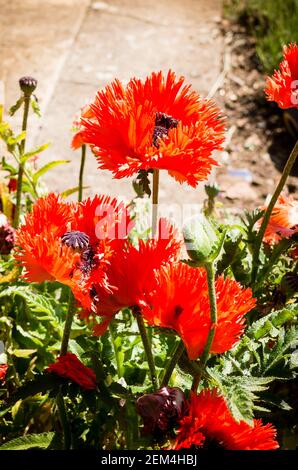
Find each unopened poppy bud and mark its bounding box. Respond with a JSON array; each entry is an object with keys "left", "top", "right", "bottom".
[
  {"left": 183, "top": 214, "right": 220, "bottom": 264},
  {"left": 205, "top": 182, "right": 220, "bottom": 199},
  {"left": 136, "top": 386, "right": 186, "bottom": 435},
  {"left": 19, "top": 76, "right": 37, "bottom": 96}
]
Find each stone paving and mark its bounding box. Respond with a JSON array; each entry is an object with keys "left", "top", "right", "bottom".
[{"left": 0, "top": 0, "right": 223, "bottom": 209}]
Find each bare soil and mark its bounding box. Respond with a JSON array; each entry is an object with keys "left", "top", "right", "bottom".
[{"left": 215, "top": 19, "right": 298, "bottom": 213}]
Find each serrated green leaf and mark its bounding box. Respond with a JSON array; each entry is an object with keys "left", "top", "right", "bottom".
[
  {"left": 32, "top": 160, "right": 69, "bottom": 183},
  {"left": 206, "top": 368, "right": 274, "bottom": 425},
  {"left": 0, "top": 432, "right": 55, "bottom": 450},
  {"left": 0, "top": 285, "right": 56, "bottom": 316},
  {"left": 248, "top": 305, "right": 298, "bottom": 341}
]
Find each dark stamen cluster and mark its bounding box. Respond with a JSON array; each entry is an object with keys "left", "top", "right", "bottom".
[
  {"left": 80, "top": 247, "right": 97, "bottom": 275},
  {"left": 152, "top": 112, "right": 179, "bottom": 147}
]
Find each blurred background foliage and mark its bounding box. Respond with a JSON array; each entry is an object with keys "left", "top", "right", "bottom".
[{"left": 224, "top": 0, "right": 298, "bottom": 72}]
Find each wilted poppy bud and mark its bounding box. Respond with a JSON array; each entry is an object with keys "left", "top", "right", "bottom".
[
  {"left": 183, "top": 214, "right": 221, "bottom": 264},
  {"left": 19, "top": 76, "right": 37, "bottom": 96},
  {"left": 136, "top": 386, "right": 186, "bottom": 435},
  {"left": 0, "top": 213, "right": 15, "bottom": 255}
]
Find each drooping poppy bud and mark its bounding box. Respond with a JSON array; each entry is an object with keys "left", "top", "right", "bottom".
[
  {"left": 0, "top": 213, "right": 15, "bottom": 255},
  {"left": 136, "top": 386, "right": 186, "bottom": 435}
]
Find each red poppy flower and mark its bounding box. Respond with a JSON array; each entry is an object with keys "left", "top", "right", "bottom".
[
  {"left": 265, "top": 43, "right": 298, "bottom": 109},
  {"left": 78, "top": 70, "right": 225, "bottom": 187},
  {"left": 15, "top": 193, "right": 132, "bottom": 294},
  {"left": 172, "top": 389, "right": 279, "bottom": 450},
  {"left": 46, "top": 353, "right": 97, "bottom": 390},
  {"left": 258, "top": 193, "right": 298, "bottom": 245},
  {"left": 0, "top": 364, "right": 8, "bottom": 384},
  {"left": 79, "top": 220, "right": 182, "bottom": 335},
  {"left": 141, "top": 262, "right": 255, "bottom": 360}
]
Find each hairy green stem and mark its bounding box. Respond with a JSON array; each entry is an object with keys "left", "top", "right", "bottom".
[
  {"left": 78, "top": 144, "right": 86, "bottom": 202},
  {"left": 251, "top": 139, "right": 298, "bottom": 284},
  {"left": 161, "top": 340, "right": 184, "bottom": 387},
  {"left": 60, "top": 289, "right": 75, "bottom": 356},
  {"left": 134, "top": 307, "right": 158, "bottom": 390},
  {"left": 192, "top": 262, "right": 217, "bottom": 391},
  {"left": 56, "top": 390, "right": 71, "bottom": 450},
  {"left": 13, "top": 95, "right": 30, "bottom": 228},
  {"left": 109, "top": 322, "right": 123, "bottom": 377},
  {"left": 152, "top": 168, "right": 159, "bottom": 238}
]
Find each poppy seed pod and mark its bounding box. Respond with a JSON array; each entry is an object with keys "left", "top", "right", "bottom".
[{"left": 19, "top": 76, "right": 37, "bottom": 96}]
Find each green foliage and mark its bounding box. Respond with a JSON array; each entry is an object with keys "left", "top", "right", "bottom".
[
  {"left": 1, "top": 74, "right": 298, "bottom": 450},
  {"left": 207, "top": 369, "right": 273, "bottom": 424},
  {"left": 225, "top": 0, "right": 298, "bottom": 72},
  {"left": 205, "top": 305, "right": 298, "bottom": 423},
  {"left": 0, "top": 432, "right": 55, "bottom": 450}
]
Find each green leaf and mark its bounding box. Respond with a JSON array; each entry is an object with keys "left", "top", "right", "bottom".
[
  {"left": 207, "top": 368, "right": 274, "bottom": 425},
  {"left": 9, "top": 97, "right": 25, "bottom": 116},
  {"left": 21, "top": 142, "right": 50, "bottom": 164},
  {"left": 32, "top": 160, "right": 69, "bottom": 183},
  {"left": 12, "top": 349, "right": 37, "bottom": 358},
  {"left": 0, "top": 432, "right": 55, "bottom": 450},
  {"left": 6, "top": 131, "right": 26, "bottom": 146},
  {"left": 0, "top": 374, "right": 64, "bottom": 413},
  {"left": 247, "top": 304, "right": 298, "bottom": 341},
  {"left": 0, "top": 285, "right": 56, "bottom": 316},
  {"left": 60, "top": 186, "right": 89, "bottom": 198},
  {"left": 31, "top": 96, "right": 41, "bottom": 117}
]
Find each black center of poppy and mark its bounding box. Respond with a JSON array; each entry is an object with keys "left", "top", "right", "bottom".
[
  {"left": 90, "top": 285, "right": 100, "bottom": 305},
  {"left": 174, "top": 305, "right": 183, "bottom": 317},
  {"left": 61, "top": 230, "right": 90, "bottom": 250},
  {"left": 203, "top": 436, "right": 224, "bottom": 449},
  {"left": 152, "top": 112, "right": 179, "bottom": 147},
  {"left": 80, "top": 247, "right": 97, "bottom": 275}
]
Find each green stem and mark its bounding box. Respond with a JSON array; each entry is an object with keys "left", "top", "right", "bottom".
[
  {"left": 161, "top": 340, "right": 184, "bottom": 387},
  {"left": 60, "top": 289, "right": 75, "bottom": 356},
  {"left": 134, "top": 307, "right": 158, "bottom": 390},
  {"left": 109, "top": 322, "right": 123, "bottom": 377},
  {"left": 152, "top": 169, "right": 159, "bottom": 237},
  {"left": 78, "top": 144, "right": 86, "bottom": 202},
  {"left": 13, "top": 94, "right": 31, "bottom": 228},
  {"left": 56, "top": 390, "right": 71, "bottom": 450},
  {"left": 192, "top": 262, "right": 217, "bottom": 391},
  {"left": 251, "top": 139, "right": 298, "bottom": 284}
]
